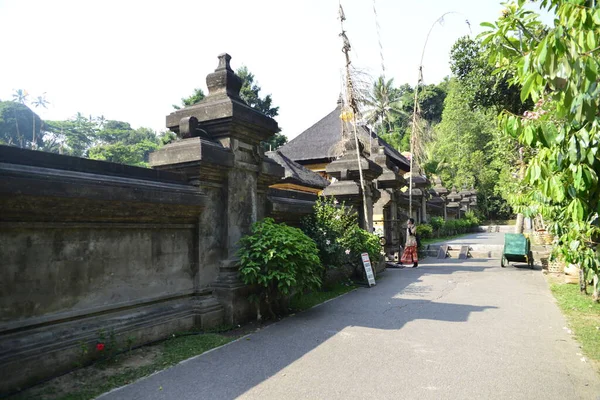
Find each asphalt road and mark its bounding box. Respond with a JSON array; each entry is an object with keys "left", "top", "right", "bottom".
[
  {"left": 99, "top": 259, "right": 600, "bottom": 400},
  {"left": 429, "top": 232, "right": 506, "bottom": 246}
]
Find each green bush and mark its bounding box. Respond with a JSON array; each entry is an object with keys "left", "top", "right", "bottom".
[
  {"left": 238, "top": 218, "right": 322, "bottom": 319},
  {"left": 302, "top": 196, "right": 382, "bottom": 277},
  {"left": 302, "top": 196, "right": 356, "bottom": 269},
  {"left": 464, "top": 211, "right": 480, "bottom": 227},
  {"left": 416, "top": 224, "right": 433, "bottom": 239},
  {"left": 430, "top": 217, "right": 444, "bottom": 232},
  {"left": 339, "top": 224, "right": 382, "bottom": 268}
]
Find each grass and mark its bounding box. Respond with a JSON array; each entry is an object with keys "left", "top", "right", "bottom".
[
  {"left": 549, "top": 278, "right": 600, "bottom": 367},
  {"left": 289, "top": 281, "right": 356, "bottom": 312},
  {"left": 11, "top": 332, "right": 235, "bottom": 400}
]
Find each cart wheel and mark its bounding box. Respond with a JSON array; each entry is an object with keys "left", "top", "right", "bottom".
[
  {"left": 501, "top": 256, "right": 507, "bottom": 268},
  {"left": 529, "top": 251, "right": 534, "bottom": 269}
]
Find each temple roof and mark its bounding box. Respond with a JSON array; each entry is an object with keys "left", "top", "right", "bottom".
[
  {"left": 266, "top": 150, "right": 330, "bottom": 190},
  {"left": 279, "top": 104, "right": 410, "bottom": 171}
]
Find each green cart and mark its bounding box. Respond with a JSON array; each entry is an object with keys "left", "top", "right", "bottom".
[{"left": 501, "top": 233, "right": 534, "bottom": 269}]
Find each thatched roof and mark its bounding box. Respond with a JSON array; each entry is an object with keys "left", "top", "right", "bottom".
[
  {"left": 266, "top": 150, "right": 329, "bottom": 190},
  {"left": 279, "top": 104, "right": 410, "bottom": 171}
]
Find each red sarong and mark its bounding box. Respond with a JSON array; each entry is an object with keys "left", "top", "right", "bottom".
[{"left": 401, "top": 245, "right": 418, "bottom": 264}]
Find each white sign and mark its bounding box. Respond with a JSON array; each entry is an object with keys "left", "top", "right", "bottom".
[{"left": 361, "top": 252, "right": 376, "bottom": 287}]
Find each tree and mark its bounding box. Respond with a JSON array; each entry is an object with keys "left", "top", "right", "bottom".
[
  {"left": 449, "top": 36, "right": 529, "bottom": 114},
  {"left": 88, "top": 120, "right": 161, "bottom": 166},
  {"left": 414, "top": 83, "right": 447, "bottom": 123},
  {"left": 427, "top": 78, "right": 513, "bottom": 220},
  {"left": 0, "top": 101, "right": 42, "bottom": 149},
  {"left": 173, "top": 88, "right": 205, "bottom": 110},
  {"left": 12, "top": 89, "right": 28, "bottom": 104},
  {"left": 174, "top": 67, "right": 287, "bottom": 150},
  {"left": 88, "top": 139, "right": 159, "bottom": 167},
  {"left": 363, "top": 76, "right": 408, "bottom": 134},
  {"left": 236, "top": 66, "right": 286, "bottom": 150},
  {"left": 237, "top": 66, "right": 279, "bottom": 118},
  {"left": 42, "top": 117, "right": 95, "bottom": 157},
  {"left": 481, "top": 0, "right": 600, "bottom": 298},
  {"left": 31, "top": 93, "right": 49, "bottom": 150}
]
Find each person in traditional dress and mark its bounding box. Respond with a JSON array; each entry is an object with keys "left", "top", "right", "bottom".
[{"left": 400, "top": 218, "right": 418, "bottom": 268}]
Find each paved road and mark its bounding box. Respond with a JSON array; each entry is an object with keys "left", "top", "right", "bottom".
[
  {"left": 100, "top": 259, "right": 600, "bottom": 400},
  {"left": 428, "top": 232, "right": 506, "bottom": 246}
]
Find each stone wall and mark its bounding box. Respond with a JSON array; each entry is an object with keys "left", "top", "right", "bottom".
[{"left": 0, "top": 146, "right": 224, "bottom": 394}]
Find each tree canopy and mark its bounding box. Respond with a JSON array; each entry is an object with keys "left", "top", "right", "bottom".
[
  {"left": 481, "top": 0, "right": 600, "bottom": 293},
  {"left": 0, "top": 101, "right": 42, "bottom": 149},
  {"left": 174, "top": 66, "right": 287, "bottom": 151}
]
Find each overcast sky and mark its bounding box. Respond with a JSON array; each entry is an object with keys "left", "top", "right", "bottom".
[{"left": 0, "top": 0, "right": 551, "bottom": 140}]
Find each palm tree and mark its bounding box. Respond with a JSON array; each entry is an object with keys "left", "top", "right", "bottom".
[
  {"left": 12, "top": 89, "right": 29, "bottom": 104},
  {"left": 31, "top": 93, "right": 49, "bottom": 150},
  {"left": 362, "top": 76, "right": 408, "bottom": 134},
  {"left": 11, "top": 90, "right": 29, "bottom": 147},
  {"left": 96, "top": 115, "right": 106, "bottom": 128}
]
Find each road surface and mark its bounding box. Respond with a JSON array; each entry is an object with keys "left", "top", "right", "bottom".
[{"left": 100, "top": 258, "right": 600, "bottom": 400}]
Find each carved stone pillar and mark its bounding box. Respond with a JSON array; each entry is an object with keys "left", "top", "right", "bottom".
[
  {"left": 371, "top": 145, "right": 404, "bottom": 255},
  {"left": 322, "top": 140, "right": 382, "bottom": 231},
  {"left": 151, "top": 53, "right": 284, "bottom": 324}
]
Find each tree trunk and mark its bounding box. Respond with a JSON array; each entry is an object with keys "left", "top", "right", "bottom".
[
  {"left": 515, "top": 213, "right": 524, "bottom": 234},
  {"left": 32, "top": 112, "right": 36, "bottom": 150},
  {"left": 579, "top": 268, "right": 587, "bottom": 294},
  {"left": 593, "top": 274, "right": 599, "bottom": 303}
]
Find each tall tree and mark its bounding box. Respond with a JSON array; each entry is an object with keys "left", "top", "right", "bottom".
[
  {"left": 236, "top": 66, "right": 286, "bottom": 150},
  {"left": 237, "top": 66, "right": 279, "bottom": 118},
  {"left": 0, "top": 101, "right": 42, "bottom": 149},
  {"left": 31, "top": 93, "right": 49, "bottom": 150},
  {"left": 173, "top": 88, "right": 206, "bottom": 110},
  {"left": 427, "top": 78, "right": 514, "bottom": 220},
  {"left": 88, "top": 120, "right": 161, "bottom": 166},
  {"left": 363, "top": 76, "right": 408, "bottom": 134},
  {"left": 174, "top": 67, "right": 286, "bottom": 150},
  {"left": 12, "top": 89, "right": 28, "bottom": 104},
  {"left": 450, "top": 36, "right": 529, "bottom": 114},
  {"left": 481, "top": 0, "right": 600, "bottom": 296}
]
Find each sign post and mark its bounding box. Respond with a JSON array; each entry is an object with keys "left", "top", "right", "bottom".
[{"left": 361, "top": 253, "right": 376, "bottom": 287}]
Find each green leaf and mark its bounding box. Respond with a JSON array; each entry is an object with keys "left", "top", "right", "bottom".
[
  {"left": 540, "top": 123, "right": 558, "bottom": 147},
  {"left": 522, "top": 53, "right": 531, "bottom": 74},
  {"left": 537, "top": 38, "right": 548, "bottom": 69},
  {"left": 480, "top": 22, "right": 496, "bottom": 29},
  {"left": 568, "top": 135, "right": 579, "bottom": 163},
  {"left": 587, "top": 30, "right": 596, "bottom": 51},
  {"left": 524, "top": 125, "right": 535, "bottom": 145},
  {"left": 584, "top": 58, "right": 597, "bottom": 84},
  {"left": 593, "top": 8, "right": 600, "bottom": 25},
  {"left": 520, "top": 73, "right": 536, "bottom": 103},
  {"left": 569, "top": 240, "right": 580, "bottom": 251}
]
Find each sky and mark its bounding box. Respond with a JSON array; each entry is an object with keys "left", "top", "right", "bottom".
[{"left": 0, "top": 0, "right": 553, "bottom": 141}]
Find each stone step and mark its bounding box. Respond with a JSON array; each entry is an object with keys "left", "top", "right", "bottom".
[{"left": 425, "top": 243, "right": 551, "bottom": 260}]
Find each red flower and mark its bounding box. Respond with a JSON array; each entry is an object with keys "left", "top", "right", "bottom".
[{"left": 96, "top": 343, "right": 105, "bottom": 351}]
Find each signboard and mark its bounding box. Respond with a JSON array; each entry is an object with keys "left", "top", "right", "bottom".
[{"left": 361, "top": 252, "right": 376, "bottom": 287}]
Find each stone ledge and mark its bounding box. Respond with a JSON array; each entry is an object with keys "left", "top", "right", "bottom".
[{"left": 0, "top": 295, "right": 223, "bottom": 395}]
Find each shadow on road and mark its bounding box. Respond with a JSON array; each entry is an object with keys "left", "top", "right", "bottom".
[{"left": 102, "top": 263, "right": 498, "bottom": 399}]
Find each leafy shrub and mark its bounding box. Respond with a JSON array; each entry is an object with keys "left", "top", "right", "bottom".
[
  {"left": 302, "top": 196, "right": 382, "bottom": 276},
  {"left": 302, "top": 196, "right": 356, "bottom": 269},
  {"left": 238, "top": 218, "right": 322, "bottom": 319},
  {"left": 429, "top": 217, "right": 444, "bottom": 233},
  {"left": 339, "top": 224, "right": 382, "bottom": 268},
  {"left": 464, "top": 211, "right": 480, "bottom": 227},
  {"left": 416, "top": 224, "right": 433, "bottom": 239}
]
